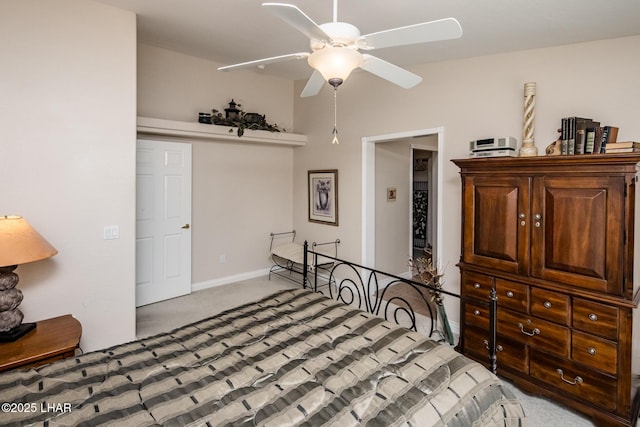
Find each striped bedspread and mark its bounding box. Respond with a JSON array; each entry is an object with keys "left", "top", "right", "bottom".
[{"left": 0, "top": 289, "right": 525, "bottom": 426}]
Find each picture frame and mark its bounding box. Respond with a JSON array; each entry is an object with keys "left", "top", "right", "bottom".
[
  {"left": 387, "top": 187, "right": 397, "bottom": 202},
  {"left": 308, "top": 169, "right": 338, "bottom": 226}
]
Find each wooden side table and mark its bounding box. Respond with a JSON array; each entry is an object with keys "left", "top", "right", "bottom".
[{"left": 0, "top": 314, "right": 82, "bottom": 372}]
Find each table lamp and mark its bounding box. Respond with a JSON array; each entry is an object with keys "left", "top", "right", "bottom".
[{"left": 0, "top": 215, "right": 57, "bottom": 342}]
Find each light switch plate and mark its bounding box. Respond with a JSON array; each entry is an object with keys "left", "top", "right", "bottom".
[{"left": 104, "top": 225, "right": 120, "bottom": 240}]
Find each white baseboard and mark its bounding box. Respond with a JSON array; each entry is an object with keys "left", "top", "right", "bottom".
[{"left": 191, "top": 268, "right": 270, "bottom": 292}]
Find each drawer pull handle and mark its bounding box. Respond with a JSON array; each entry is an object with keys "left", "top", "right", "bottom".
[
  {"left": 588, "top": 313, "right": 598, "bottom": 321},
  {"left": 517, "top": 323, "right": 540, "bottom": 337},
  {"left": 544, "top": 301, "right": 552, "bottom": 309},
  {"left": 506, "top": 291, "right": 514, "bottom": 298},
  {"left": 483, "top": 340, "right": 503, "bottom": 352},
  {"left": 473, "top": 309, "right": 481, "bottom": 316},
  {"left": 588, "top": 347, "right": 597, "bottom": 355},
  {"left": 556, "top": 369, "right": 583, "bottom": 386},
  {"left": 474, "top": 283, "right": 481, "bottom": 289}
]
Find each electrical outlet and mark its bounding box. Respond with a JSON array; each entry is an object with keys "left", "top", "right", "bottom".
[{"left": 219, "top": 254, "right": 226, "bottom": 263}]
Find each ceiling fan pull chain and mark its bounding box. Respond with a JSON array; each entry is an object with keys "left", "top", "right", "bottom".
[{"left": 332, "top": 88, "right": 339, "bottom": 144}]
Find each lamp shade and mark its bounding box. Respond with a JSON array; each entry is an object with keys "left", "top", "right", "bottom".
[
  {"left": 308, "top": 47, "right": 363, "bottom": 82},
  {"left": 0, "top": 216, "right": 58, "bottom": 267}
]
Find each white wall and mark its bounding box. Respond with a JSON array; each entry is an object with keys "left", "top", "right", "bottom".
[
  {"left": 137, "top": 44, "right": 295, "bottom": 131},
  {"left": 293, "top": 35, "right": 640, "bottom": 323},
  {"left": 190, "top": 140, "right": 294, "bottom": 285},
  {"left": 0, "top": 0, "right": 137, "bottom": 351},
  {"left": 137, "top": 45, "right": 297, "bottom": 287},
  {"left": 374, "top": 139, "right": 411, "bottom": 275}
]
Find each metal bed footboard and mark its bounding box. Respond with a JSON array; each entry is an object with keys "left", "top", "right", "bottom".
[{"left": 301, "top": 241, "right": 499, "bottom": 374}]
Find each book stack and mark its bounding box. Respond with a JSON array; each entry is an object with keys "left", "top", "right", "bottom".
[
  {"left": 605, "top": 141, "right": 640, "bottom": 153},
  {"left": 559, "top": 117, "right": 618, "bottom": 155}
]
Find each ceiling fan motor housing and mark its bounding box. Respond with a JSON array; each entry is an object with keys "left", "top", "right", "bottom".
[{"left": 313, "top": 22, "right": 361, "bottom": 48}]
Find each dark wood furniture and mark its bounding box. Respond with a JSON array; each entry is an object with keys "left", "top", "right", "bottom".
[
  {"left": 453, "top": 154, "right": 640, "bottom": 426},
  {"left": 0, "top": 314, "right": 82, "bottom": 372}
]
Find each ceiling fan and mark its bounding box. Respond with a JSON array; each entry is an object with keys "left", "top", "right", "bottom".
[{"left": 218, "top": 1, "right": 463, "bottom": 97}]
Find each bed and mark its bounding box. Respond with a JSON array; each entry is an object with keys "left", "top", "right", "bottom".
[
  {"left": 269, "top": 230, "right": 339, "bottom": 291},
  {"left": 0, "top": 247, "right": 525, "bottom": 426},
  {"left": 0, "top": 289, "right": 524, "bottom": 426}
]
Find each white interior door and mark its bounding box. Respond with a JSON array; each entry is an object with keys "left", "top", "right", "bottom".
[{"left": 136, "top": 139, "right": 192, "bottom": 307}]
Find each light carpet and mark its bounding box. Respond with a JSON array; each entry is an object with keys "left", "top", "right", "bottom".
[{"left": 137, "top": 274, "right": 605, "bottom": 427}]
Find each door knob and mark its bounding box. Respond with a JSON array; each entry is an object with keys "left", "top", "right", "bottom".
[{"left": 181, "top": 224, "right": 190, "bottom": 229}]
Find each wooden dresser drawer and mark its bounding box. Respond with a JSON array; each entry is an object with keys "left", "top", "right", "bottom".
[
  {"left": 495, "top": 278, "right": 528, "bottom": 312},
  {"left": 462, "top": 271, "right": 493, "bottom": 300},
  {"left": 464, "top": 300, "right": 490, "bottom": 330},
  {"left": 530, "top": 349, "right": 617, "bottom": 411},
  {"left": 572, "top": 330, "right": 617, "bottom": 375},
  {"left": 497, "top": 308, "right": 570, "bottom": 357},
  {"left": 573, "top": 298, "right": 618, "bottom": 340},
  {"left": 530, "top": 288, "right": 570, "bottom": 326},
  {"left": 463, "top": 327, "right": 528, "bottom": 374},
  {"left": 463, "top": 326, "right": 491, "bottom": 366}
]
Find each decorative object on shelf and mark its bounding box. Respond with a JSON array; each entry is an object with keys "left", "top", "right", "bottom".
[
  {"left": 198, "top": 112, "right": 212, "bottom": 124},
  {"left": 0, "top": 216, "right": 57, "bottom": 342},
  {"left": 545, "top": 137, "right": 562, "bottom": 155},
  {"left": 224, "top": 99, "right": 241, "bottom": 120},
  {"left": 308, "top": 170, "right": 338, "bottom": 226},
  {"left": 204, "top": 100, "right": 285, "bottom": 137},
  {"left": 519, "top": 82, "right": 538, "bottom": 157},
  {"left": 409, "top": 256, "right": 453, "bottom": 345}
]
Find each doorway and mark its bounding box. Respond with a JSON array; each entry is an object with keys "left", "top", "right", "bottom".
[{"left": 362, "top": 127, "right": 443, "bottom": 272}]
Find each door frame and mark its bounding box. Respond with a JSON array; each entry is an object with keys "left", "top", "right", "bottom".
[{"left": 361, "top": 127, "right": 444, "bottom": 268}]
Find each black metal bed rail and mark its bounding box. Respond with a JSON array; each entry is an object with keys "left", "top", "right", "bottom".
[{"left": 301, "top": 241, "right": 499, "bottom": 374}]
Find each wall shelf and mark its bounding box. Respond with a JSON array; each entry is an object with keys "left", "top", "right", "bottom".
[{"left": 137, "top": 117, "right": 306, "bottom": 146}]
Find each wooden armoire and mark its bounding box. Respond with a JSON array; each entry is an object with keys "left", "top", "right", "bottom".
[{"left": 453, "top": 154, "right": 640, "bottom": 426}]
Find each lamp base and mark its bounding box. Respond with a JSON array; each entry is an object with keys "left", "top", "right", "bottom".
[{"left": 0, "top": 322, "right": 36, "bottom": 342}]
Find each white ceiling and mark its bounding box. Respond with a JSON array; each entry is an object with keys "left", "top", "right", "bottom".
[{"left": 96, "top": 0, "right": 640, "bottom": 81}]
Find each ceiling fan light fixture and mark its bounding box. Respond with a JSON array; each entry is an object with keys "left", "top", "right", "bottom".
[{"left": 308, "top": 47, "right": 363, "bottom": 84}]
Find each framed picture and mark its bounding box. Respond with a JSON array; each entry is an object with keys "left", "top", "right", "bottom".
[
  {"left": 387, "top": 187, "right": 397, "bottom": 202},
  {"left": 308, "top": 169, "right": 338, "bottom": 226}
]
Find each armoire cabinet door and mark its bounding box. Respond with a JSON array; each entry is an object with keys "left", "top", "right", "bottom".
[
  {"left": 462, "top": 175, "right": 531, "bottom": 275},
  {"left": 530, "top": 175, "right": 625, "bottom": 295}
]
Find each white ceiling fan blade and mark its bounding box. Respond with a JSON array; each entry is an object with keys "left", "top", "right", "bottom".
[
  {"left": 300, "top": 70, "right": 326, "bottom": 97},
  {"left": 217, "top": 52, "right": 309, "bottom": 71},
  {"left": 360, "top": 54, "right": 422, "bottom": 89},
  {"left": 262, "top": 3, "right": 332, "bottom": 42},
  {"left": 360, "top": 18, "right": 462, "bottom": 50}
]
